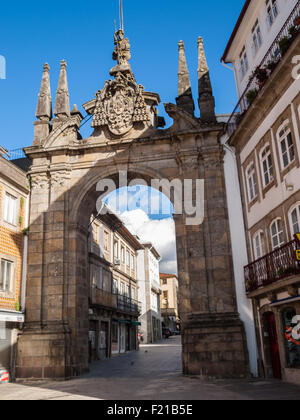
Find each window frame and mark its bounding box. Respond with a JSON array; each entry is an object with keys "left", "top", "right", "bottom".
[
  {"left": 252, "top": 20, "right": 263, "bottom": 56},
  {"left": 0, "top": 259, "right": 14, "bottom": 293},
  {"left": 260, "top": 144, "right": 274, "bottom": 188},
  {"left": 239, "top": 47, "right": 249, "bottom": 81},
  {"left": 270, "top": 218, "right": 285, "bottom": 250},
  {"left": 266, "top": 0, "right": 279, "bottom": 29},
  {"left": 277, "top": 123, "right": 295, "bottom": 170},
  {"left": 253, "top": 230, "right": 265, "bottom": 260},
  {"left": 3, "top": 192, "right": 17, "bottom": 226},
  {"left": 288, "top": 202, "right": 300, "bottom": 238},
  {"left": 246, "top": 161, "right": 258, "bottom": 203}
]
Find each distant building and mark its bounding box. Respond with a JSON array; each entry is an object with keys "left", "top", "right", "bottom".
[
  {"left": 159, "top": 273, "right": 180, "bottom": 331},
  {"left": 89, "top": 208, "right": 143, "bottom": 361},
  {"left": 222, "top": 0, "right": 300, "bottom": 384},
  {"left": 137, "top": 243, "right": 162, "bottom": 343},
  {"left": 0, "top": 147, "right": 29, "bottom": 380}
]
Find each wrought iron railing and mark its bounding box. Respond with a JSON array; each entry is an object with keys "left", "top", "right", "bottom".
[
  {"left": 117, "top": 295, "right": 141, "bottom": 314},
  {"left": 245, "top": 240, "right": 300, "bottom": 293},
  {"left": 226, "top": 1, "right": 300, "bottom": 137}
]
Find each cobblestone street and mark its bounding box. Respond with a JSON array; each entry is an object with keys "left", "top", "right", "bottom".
[{"left": 1, "top": 336, "right": 300, "bottom": 400}]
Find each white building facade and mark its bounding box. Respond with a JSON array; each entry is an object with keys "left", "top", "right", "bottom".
[{"left": 137, "top": 243, "right": 162, "bottom": 344}]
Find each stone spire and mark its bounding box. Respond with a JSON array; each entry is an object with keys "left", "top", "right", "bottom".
[
  {"left": 36, "top": 63, "right": 52, "bottom": 120},
  {"left": 176, "top": 41, "right": 194, "bottom": 115},
  {"left": 197, "top": 37, "right": 216, "bottom": 123},
  {"left": 54, "top": 60, "right": 70, "bottom": 118}
]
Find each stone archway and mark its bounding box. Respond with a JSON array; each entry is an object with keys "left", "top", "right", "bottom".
[{"left": 15, "top": 31, "right": 249, "bottom": 380}]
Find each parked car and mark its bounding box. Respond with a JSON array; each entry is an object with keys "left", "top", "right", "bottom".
[
  {"left": 162, "top": 328, "right": 172, "bottom": 339},
  {"left": 171, "top": 329, "right": 180, "bottom": 336}
]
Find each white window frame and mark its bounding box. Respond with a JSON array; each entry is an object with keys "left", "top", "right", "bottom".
[
  {"left": 277, "top": 122, "right": 295, "bottom": 170},
  {"left": 270, "top": 218, "right": 285, "bottom": 250},
  {"left": 266, "top": 0, "right": 279, "bottom": 29},
  {"left": 252, "top": 20, "right": 263, "bottom": 56},
  {"left": 131, "top": 254, "right": 135, "bottom": 271},
  {"left": 0, "top": 259, "right": 14, "bottom": 293},
  {"left": 126, "top": 250, "right": 130, "bottom": 267},
  {"left": 246, "top": 162, "right": 258, "bottom": 203},
  {"left": 3, "top": 192, "right": 17, "bottom": 226},
  {"left": 260, "top": 144, "right": 274, "bottom": 188},
  {"left": 113, "top": 279, "right": 118, "bottom": 295},
  {"left": 239, "top": 47, "right": 249, "bottom": 81},
  {"left": 253, "top": 230, "right": 265, "bottom": 260},
  {"left": 288, "top": 202, "right": 300, "bottom": 237}
]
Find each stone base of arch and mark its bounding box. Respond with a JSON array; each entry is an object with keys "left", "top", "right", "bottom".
[
  {"left": 15, "top": 322, "right": 87, "bottom": 381},
  {"left": 182, "top": 313, "right": 249, "bottom": 378}
]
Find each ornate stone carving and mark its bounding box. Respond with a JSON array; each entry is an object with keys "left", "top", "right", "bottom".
[
  {"left": 92, "top": 30, "right": 150, "bottom": 136},
  {"left": 50, "top": 171, "right": 70, "bottom": 188},
  {"left": 31, "top": 173, "right": 49, "bottom": 190}
]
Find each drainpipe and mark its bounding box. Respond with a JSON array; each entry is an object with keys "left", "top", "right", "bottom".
[{"left": 20, "top": 192, "right": 30, "bottom": 312}]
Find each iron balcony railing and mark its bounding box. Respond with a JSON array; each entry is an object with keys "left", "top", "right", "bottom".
[
  {"left": 245, "top": 240, "right": 300, "bottom": 293},
  {"left": 91, "top": 287, "right": 141, "bottom": 314},
  {"left": 226, "top": 1, "right": 300, "bottom": 137},
  {"left": 117, "top": 295, "right": 141, "bottom": 315}
]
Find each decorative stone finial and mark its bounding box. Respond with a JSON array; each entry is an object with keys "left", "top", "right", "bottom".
[
  {"left": 176, "top": 40, "right": 194, "bottom": 115},
  {"left": 36, "top": 63, "right": 52, "bottom": 121},
  {"left": 54, "top": 59, "right": 70, "bottom": 118},
  {"left": 197, "top": 37, "right": 216, "bottom": 123}
]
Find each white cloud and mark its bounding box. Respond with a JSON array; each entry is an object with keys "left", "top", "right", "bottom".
[{"left": 120, "top": 209, "right": 178, "bottom": 275}]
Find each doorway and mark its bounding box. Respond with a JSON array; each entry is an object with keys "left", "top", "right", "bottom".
[{"left": 264, "top": 312, "right": 282, "bottom": 379}]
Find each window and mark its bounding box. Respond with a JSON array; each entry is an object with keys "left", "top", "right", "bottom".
[
  {"left": 252, "top": 20, "right": 263, "bottom": 56},
  {"left": 260, "top": 145, "right": 274, "bottom": 187},
  {"left": 0, "top": 259, "right": 13, "bottom": 293},
  {"left": 253, "top": 231, "right": 265, "bottom": 259},
  {"left": 99, "top": 267, "right": 103, "bottom": 290},
  {"left": 239, "top": 47, "right": 249, "bottom": 80},
  {"left": 282, "top": 308, "right": 300, "bottom": 369},
  {"left": 131, "top": 254, "right": 135, "bottom": 271},
  {"left": 104, "top": 231, "right": 109, "bottom": 251},
  {"left": 121, "top": 246, "right": 125, "bottom": 263},
  {"left": 113, "top": 279, "right": 118, "bottom": 294},
  {"left": 162, "top": 278, "right": 167, "bottom": 285},
  {"left": 120, "top": 282, "right": 125, "bottom": 296},
  {"left": 163, "top": 291, "right": 168, "bottom": 299},
  {"left": 126, "top": 250, "right": 130, "bottom": 267},
  {"left": 246, "top": 162, "right": 258, "bottom": 203},
  {"left": 3, "top": 193, "right": 17, "bottom": 225},
  {"left": 278, "top": 125, "right": 295, "bottom": 169},
  {"left": 132, "top": 287, "right": 136, "bottom": 301},
  {"left": 270, "top": 218, "right": 285, "bottom": 250},
  {"left": 114, "top": 241, "right": 119, "bottom": 259},
  {"left": 289, "top": 203, "right": 300, "bottom": 236},
  {"left": 266, "top": 0, "right": 279, "bottom": 28}
]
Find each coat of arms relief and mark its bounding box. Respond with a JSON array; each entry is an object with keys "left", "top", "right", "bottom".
[{"left": 92, "top": 29, "right": 150, "bottom": 136}]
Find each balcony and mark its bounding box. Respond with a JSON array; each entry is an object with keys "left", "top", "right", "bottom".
[
  {"left": 117, "top": 296, "right": 141, "bottom": 315},
  {"left": 91, "top": 287, "right": 117, "bottom": 309},
  {"left": 161, "top": 307, "right": 177, "bottom": 317},
  {"left": 245, "top": 240, "right": 300, "bottom": 293},
  {"left": 91, "top": 287, "right": 141, "bottom": 314},
  {"left": 227, "top": 1, "right": 300, "bottom": 138}
]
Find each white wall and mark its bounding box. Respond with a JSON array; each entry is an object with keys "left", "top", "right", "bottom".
[
  {"left": 230, "top": 0, "right": 298, "bottom": 97},
  {"left": 222, "top": 137, "right": 259, "bottom": 377}
]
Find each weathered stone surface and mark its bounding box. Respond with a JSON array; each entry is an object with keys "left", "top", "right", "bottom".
[{"left": 16, "top": 30, "right": 248, "bottom": 380}]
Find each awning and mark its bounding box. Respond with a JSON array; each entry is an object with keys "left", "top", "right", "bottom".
[
  {"left": 113, "top": 319, "right": 131, "bottom": 324},
  {"left": 0, "top": 311, "right": 24, "bottom": 323},
  {"left": 131, "top": 321, "right": 141, "bottom": 326}
]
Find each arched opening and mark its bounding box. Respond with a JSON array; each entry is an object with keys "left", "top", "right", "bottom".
[{"left": 71, "top": 171, "right": 182, "bottom": 374}]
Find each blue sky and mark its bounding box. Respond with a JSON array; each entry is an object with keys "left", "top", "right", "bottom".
[{"left": 0, "top": 0, "right": 243, "bottom": 151}]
